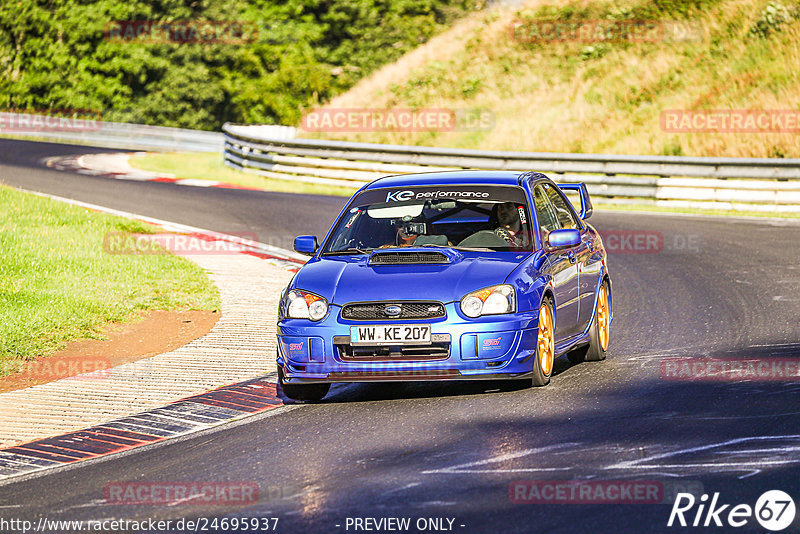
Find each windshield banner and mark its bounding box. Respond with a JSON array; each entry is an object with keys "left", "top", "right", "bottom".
[{"left": 352, "top": 185, "right": 528, "bottom": 206}]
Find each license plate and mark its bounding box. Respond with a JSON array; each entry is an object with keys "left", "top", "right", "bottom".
[{"left": 350, "top": 325, "right": 431, "bottom": 346}]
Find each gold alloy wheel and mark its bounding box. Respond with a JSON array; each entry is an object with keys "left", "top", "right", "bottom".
[
  {"left": 597, "top": 284, "right": 610, "bottom": 351},
  {"left": 538, "top": 303, "right": 555, "bottom": 376}
]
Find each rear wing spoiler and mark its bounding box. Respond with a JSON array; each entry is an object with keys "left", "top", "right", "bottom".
[{"left": 556, "top": 183, "right": 593, "bottom": 220}]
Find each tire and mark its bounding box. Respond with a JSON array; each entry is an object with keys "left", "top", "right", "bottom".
[
  {"left": 530, "top": 298, "right": 555, "bottom": 387},
  {"left": 574, "top": 280, "right": 610, "bottom": 363},
  {"left": 278, "top": 366, "right": 330, "bottom": 402}
]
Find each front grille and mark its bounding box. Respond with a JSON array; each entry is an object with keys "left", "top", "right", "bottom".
[
  {"left": 333, "top": 333, "right": 451, "bottom": 362},
  {"left": 336, "top": 342, "right": 451, "bottom": 362},
  {"left": 369, "top": 251, "right": 449, "bottom": 265},
  {"left": 341, "top": 301, "right": 446, "bottom": 321}
]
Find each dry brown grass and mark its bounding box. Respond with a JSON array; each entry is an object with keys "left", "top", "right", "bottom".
[
  {"left": 309, "top": 0, "right": 800, "bottom": 158},
  {"left": 327, "top": 10, "right": 488, "bottom": 108}
]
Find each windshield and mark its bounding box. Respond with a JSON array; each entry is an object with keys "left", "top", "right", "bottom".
[{"left": 322, "top": 184, "right": 533, "bottom": 254}]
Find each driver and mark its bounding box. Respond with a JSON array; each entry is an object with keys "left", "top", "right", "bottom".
[{"left": 492, "top": 202, "right": 527, "bottom": 247}]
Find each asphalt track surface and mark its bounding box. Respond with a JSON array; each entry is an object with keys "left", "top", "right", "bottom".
[{"left": 1, "top": 138, "right": 800, "bottom": 533}]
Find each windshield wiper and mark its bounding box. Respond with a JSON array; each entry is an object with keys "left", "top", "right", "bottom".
[{"left": 323, "top": 247, "right": 370, "bottom": 256}]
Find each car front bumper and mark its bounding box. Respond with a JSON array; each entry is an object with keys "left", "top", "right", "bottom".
[{"left": 277, "top": 303, "right": 540, "bottom": 384}]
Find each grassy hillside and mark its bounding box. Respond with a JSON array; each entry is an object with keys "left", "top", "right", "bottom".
[{"left": 315, "top": 0, "right": 800, "bottom": 158}]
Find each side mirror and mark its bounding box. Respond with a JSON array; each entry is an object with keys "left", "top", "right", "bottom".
[
  {"left": 548, "top": 229, "right": 581, "bottom": 249},
  {"left": 294, "top": 235, "right": 318, "bottom": 255}
]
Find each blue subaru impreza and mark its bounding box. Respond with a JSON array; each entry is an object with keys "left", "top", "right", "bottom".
[{"left": 276, "top": 170, "right": 612, "bottom": 401}]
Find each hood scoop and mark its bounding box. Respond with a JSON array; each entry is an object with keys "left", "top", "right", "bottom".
[{"left": 368, "top": 249, "right": 452, "bottom": 266}]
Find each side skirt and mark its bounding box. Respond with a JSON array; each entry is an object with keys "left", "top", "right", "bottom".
[{"left": 555, "top": 332, "right": 591, "bottom": 357}]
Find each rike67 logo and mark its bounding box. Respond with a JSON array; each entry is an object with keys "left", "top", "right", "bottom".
[{"left": 668, "top": 490, "right": 796, "bottom": 531}]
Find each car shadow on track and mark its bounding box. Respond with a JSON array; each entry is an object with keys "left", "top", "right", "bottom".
[{"left": 277, "top": 354, "right": 576, "bottom": 404}]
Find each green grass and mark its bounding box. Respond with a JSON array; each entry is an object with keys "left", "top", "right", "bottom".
[
  {"left": 130, "top": 152, "right": 359, "bottom": 197},
  {"left": 0, "top": 186, "right": 220, "bottom": 374}
]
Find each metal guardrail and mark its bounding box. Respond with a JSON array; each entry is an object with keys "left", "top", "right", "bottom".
[
  {"left": 0, "top": 114, "right": 226, "bottom": 152},
  {"left": 223, "top": 123, "right": 800, "bottom": 212}
]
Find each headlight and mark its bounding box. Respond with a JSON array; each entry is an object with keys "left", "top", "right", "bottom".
[
  {"left": 283, "top": 289, "right": 328, "bottom": 321},
  {"left": 460, "top": 285, "right": 516, "bottom": 318}
]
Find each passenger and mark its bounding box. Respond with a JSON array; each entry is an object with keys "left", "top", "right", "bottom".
[
  {"left": 379, "top": 216, "right": 423, "bottom": 248},
  {"left": 492, "top": 202, "right": 527, "bottom": 247},
  {"left": 395, "top": 220, "right": 421, "bottom": 246}
]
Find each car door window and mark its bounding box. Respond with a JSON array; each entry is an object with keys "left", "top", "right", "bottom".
[
  {"left": 533, "top": 185, "right": 560, "bottom": 244},
  {"left": 543, "top": 183, "right": 580, "bottom": 230}
]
